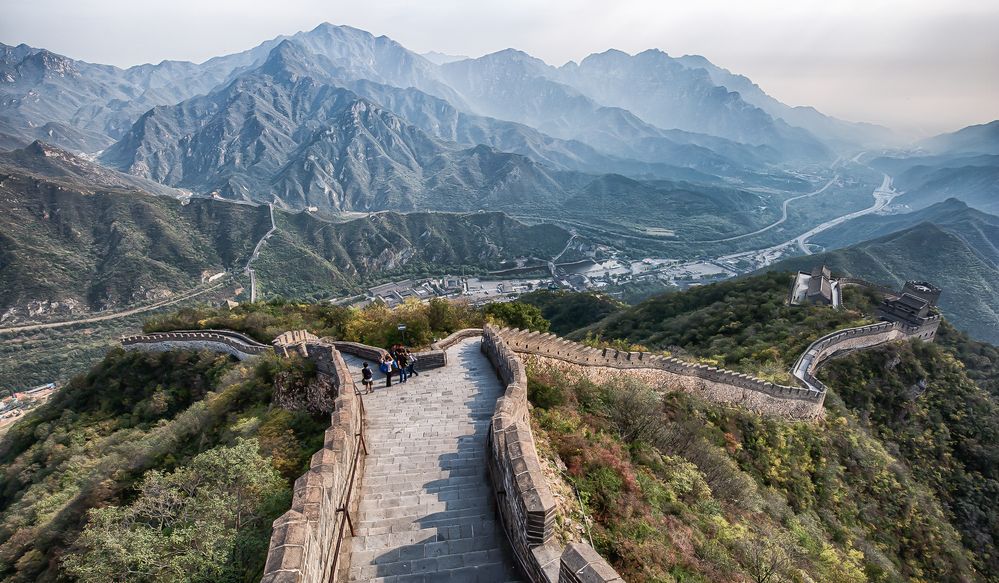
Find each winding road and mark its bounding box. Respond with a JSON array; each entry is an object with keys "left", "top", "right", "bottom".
[
  {"left": 0, "top": 280, "right": 229, "bottom": 335},
  {"left": 793, "top": 173, "right": 898, "bottom": 255},
  {"left": 697, "top": 174, "right": 841, "bottom": 243},
  {"left": 718, "top": 172, "right": 899, "bottom": 267}
]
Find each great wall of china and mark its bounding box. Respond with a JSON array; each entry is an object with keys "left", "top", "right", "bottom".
[{"left": 118, "top": 291, "right": 941, "bottom": 582}]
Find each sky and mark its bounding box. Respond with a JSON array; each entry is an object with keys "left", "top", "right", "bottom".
[{"left": 2, "top": 0, "right": 997, "bottom": 135}]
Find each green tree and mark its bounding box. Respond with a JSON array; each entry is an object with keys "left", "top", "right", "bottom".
[
  {"left": 64, "top": 439, "right": 285, "bottom": 583},
  {"left": 483, "top": 301, "right": 550, "bottom": 332}
]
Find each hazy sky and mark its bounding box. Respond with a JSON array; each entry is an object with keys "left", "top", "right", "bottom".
[{"left": 2, "top": 0, "right": 997, "bottom": 135}]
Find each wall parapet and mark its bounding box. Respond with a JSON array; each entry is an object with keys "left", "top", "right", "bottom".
[
  {"left": 261, "top": 341, "right": 365, "bottom": 583},
  {"left": 432, "top": 328, "right": 484, "bottom": 352},
  {"left": 791, "top": 315, "right": 939, "bottom": 393},
  {"left": 121, "top": 329, "right": 273, "bottom": 360},
  {"left": 559, "top": 543, "right": 625, "bottom": 583},
  {"left": 481, "top": 324, "right": 625, "bottom": 583},
  {"left": 496, "top": 328, "right": 824, "bottom": 405},
  {"left": 321, "top": 339, "right": 447, "bottom": 372}
]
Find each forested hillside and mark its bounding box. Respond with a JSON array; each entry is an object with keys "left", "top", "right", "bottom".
[
  {"left": 0, "top": 146, "right": 272, "bottom": 322},
  {"left": 0, "top": 349, "right": 326, "bottom": 582},
  {"left": 525, "top": 274, "right": 999, "bottom": 581},
  {"left": 252, "top": 210, "right": 574, "bottom": 300}
]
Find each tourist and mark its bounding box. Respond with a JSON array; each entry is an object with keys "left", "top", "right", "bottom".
[
  {"left": 361, "top": 362, "right": 374, "bottom": 394},
  {"left": 405, "top": 348, "right": 419, "bottom": 377},
  {"left": 379, "top": 353, "right": 395, "bottom": 387},
  {"left": 396, "top": 347, "right": 410, "bottom": 383}
]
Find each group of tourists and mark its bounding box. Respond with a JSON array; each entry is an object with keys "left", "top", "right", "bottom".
[{"left": 359, "top": 345, "right": 419, "bottom": 393}]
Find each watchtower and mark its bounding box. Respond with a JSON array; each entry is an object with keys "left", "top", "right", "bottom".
[{"left": 902, "top": 281, "right": 942, "bottom": 307}]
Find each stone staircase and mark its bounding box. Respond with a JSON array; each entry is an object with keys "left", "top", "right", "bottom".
[{"left": 343, "top": 339, "right": 522, "bottom": 582}]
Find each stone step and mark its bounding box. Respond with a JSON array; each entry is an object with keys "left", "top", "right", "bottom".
[
  {"left": 352, "top": 520, "right": 501, "bottom": 553},
  {"left": 362, "top": 476, "right": 490, "bottom": 497},
  {"left": 358, "top": 505, "right": 497, "bottom": 528},
  {"left": 360, "top": 469, "right": 488, "bottom": 488},
  {"left": 358, "top": 495, "right": 494, "bottom": 521},
  {"left": 342, "top": 340, "right": 522, "bottom": 582},
  {"left": 364, "top": 453, "right": 485, "bottom": 465},
  {"left": 359, "top": 488, "right": 492, "bottom": 510},
  {"left": 363, "top": 463, "right": 486, "bottom": 478},
  {"left": 354, "top": 514, "right": 499, "bottom": 539},
  {"left": 349, "top": 558, "right": 519, "bottom": 583},
  {"left": 361, "top": 484, "right": 492, "bottom": 503}
]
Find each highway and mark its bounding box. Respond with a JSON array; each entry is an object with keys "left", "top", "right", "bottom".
[
  {"left": 696, "top": 174, "right": 841, "bottom": 243},
  {"left": 718, "top": 172, "right": 899, "bottom": 268},
  {"left": 793, "top": 173, "right": 898, "bottom": 255}
]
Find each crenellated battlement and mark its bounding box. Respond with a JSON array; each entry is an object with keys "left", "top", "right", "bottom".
[
  {"left": 496, "top": 327, "right": 824, "bottom": 406},
  {"left": 493, "top": 312, "right": 940, "bottom": 420},
  {"left": 481, "top": 324, "right": 624, "bottom": 582},
  {"left": 117, "top": 308, "right": 941, "bottom": 581},
  {"left": 121, "top": 329, "right": 274, "bottom": 359}
]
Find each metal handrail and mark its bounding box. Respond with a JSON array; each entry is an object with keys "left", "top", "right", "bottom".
[
  {"left": 559, "top": 468, "right": 594, "bottom": 549},
  {"left": 327, "top": 380, "right": 367, "bottom": 582}
]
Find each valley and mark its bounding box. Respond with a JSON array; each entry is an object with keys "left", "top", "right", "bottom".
[{"left": 0, "top": 12, "right": 997, "bottom": 583}]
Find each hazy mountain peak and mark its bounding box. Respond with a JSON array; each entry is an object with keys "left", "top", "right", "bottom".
[
  {"left": 479, "top": 48, "right": 543, "bottom": 63},
  {"left": 575, "top": 48, "right": 633, "bottom": 67},
  {"left": 636, "top": 48, "right": 671, "bottom": 58},
  {"left": 260, "top": 39, "right": 310, "bottom": 73},
  {"left": 421, "top": 51, "right": 469, "bottom": 65},
  {"left": 310, "top": 22, "right": 370, "bottom": 36},
  {"left": 921, "top": 120, "right": 999, "bottom": 155}
]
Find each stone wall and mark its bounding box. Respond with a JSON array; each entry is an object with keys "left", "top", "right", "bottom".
[
  {"left": 559, "top": 544, "right": 625, "bottom": 583},
  {"left": 481, "top": 324, "right": 624, "bottom": 583},
  {"left": 261, "top": 342, "right": 365, "bottom": 583},
  {"left": 325, "top": 339, "right": 447, "bottom": 372},
  {"left": 432, "top": 328, "right": 485, "bottom": 351},
  {"left": 496, "top": 328, "right": 825, "bottom": 419},
  {"left": 121, "top": 330, "right": 273, "bottom": 360},
  {"left": 837, "top": 277, "right": 898, "bottom": 297},
  {"left": 792, "top": 316, "right": 940, "bottom": 393}
]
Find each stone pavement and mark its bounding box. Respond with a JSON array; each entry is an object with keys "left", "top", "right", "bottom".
[{"left": 343, "top": 338, "right": 522, "bottom": 583}]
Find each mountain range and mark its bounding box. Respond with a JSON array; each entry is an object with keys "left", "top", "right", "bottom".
[
  {"left": 0, "top": 140, "right": 578, "bottom": 323},
  {"left": 2, "top": 21, "right": 997, "bottom": 342},
  {"left": 2, "top": 23, "right": 907, "bottom": 222},
  {"left": 868, "top": 120, "right": 999, "bottom": 214}
]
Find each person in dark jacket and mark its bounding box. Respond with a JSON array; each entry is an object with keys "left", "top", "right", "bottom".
[
  {"left": 361, "top": 362, "right": 374, "bottom": 394},
  {"left": 396, "top": 348, "right": 410, "bottom": 383}
]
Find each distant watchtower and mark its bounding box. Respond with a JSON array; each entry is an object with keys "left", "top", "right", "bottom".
[
  {"left": 789, "top": 264, "right": 839, "bottom": 307},
  {"left": 805, "top": 265, "right": 833, "bottom": 305},
  {"left": 902, "top": 281, "right": 941, "bottom": 308}
]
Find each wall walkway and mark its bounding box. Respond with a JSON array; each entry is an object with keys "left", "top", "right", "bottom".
[{"left": 343, "top": 338, "right": 523, "bottom": 582}]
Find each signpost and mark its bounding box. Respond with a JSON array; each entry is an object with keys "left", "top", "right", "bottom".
[{"left": 397, "top": 324, "right": 407, "bottom": 345}]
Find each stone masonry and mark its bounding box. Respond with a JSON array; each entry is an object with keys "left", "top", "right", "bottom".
[
  {"left": 121, "top": 329, "right": 273, "bottom": 360},
  {"left": 481, "top": 325, "right": 624, "bottom": 583},
  {"left": 261, "top": 341, "right": 364, "bottom": 583},
  {"left": 344, "top": 338, "right": 523, "bottom": 582}
]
